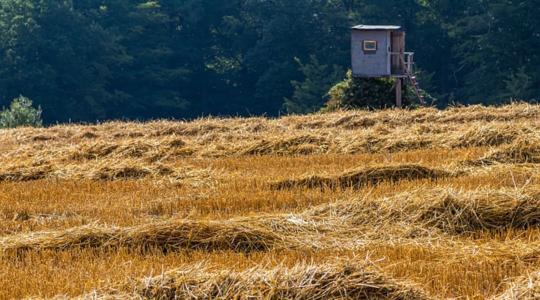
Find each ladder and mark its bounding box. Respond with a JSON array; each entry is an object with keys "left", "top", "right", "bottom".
[
  {"left": 398, "top": 52, "right": 426, "bottom": 105},
  {"left": 406, "top": 74, "right": 426, "bottom": 105}
]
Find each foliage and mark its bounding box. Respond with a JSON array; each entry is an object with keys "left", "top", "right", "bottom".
[
  {"left": 0, "top": 96, "right": 42, "bottom": 128},
  {"left": 325, "top": 71, "right": 416, "bottom": 110},
  {"left": 284, "top": 56, "right": 344, "bottom": 114},
  {"left": 441, "top": 0, "right": 540, "bottom": 104},
  {"left": 0, "top": 0, "right": 537, "bottom": 122},
  {"left": 501, "top": 67, "right": 534, "bottom": 101}
]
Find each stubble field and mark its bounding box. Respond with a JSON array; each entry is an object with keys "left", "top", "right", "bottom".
[{"left": 0, "top": 103, "right": 539, "bottom": 299}]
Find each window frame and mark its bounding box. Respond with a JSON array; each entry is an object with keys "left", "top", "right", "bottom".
[{"left": 362, "top": 40, "right": 378, "bottom": 52}]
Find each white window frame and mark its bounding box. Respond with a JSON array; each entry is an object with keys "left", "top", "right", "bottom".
[{"left": 363, "top": 40, "right": 378, "bottom": 52}]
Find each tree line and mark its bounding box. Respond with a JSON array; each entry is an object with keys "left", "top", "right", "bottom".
[{"left": 0, "top": 0, "right": 537, "bottom": 123}]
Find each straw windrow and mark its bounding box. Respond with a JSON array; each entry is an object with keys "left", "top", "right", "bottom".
[
  {"left": 304, "top": 187, "right": 540, "bottom": 234},
  {"left": 4, "top": 187, "right": 540, "bottom": 258},
  {"left": 71, "top": 262, "right": 432, "bottom": 300},
  {"left": 492, "top": 271, "right": 540, "bottom": 300},
  {"left": 0, "top": 104, "right": 538, "bottom": 168},
  {"left": 0, "top": 219, "right": 282, "bottom": 255},
  {"left": 271, "top": 164, "right": 455, "bottom": 190},
  {"left": 476, "top": 136, "right": 540, "bottom": 165}
]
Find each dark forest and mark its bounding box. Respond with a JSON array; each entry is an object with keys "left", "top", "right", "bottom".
[{"left": 0, "top": 0, "right": 537, "bottom": 123}]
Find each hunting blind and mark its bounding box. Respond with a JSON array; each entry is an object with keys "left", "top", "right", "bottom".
[{"left": 351, "top": 25, "right": 425, "bottom": 107}]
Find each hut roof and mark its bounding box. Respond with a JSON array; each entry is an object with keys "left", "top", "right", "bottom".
[{"left": 351, "top": 25, "right": 401, "bottom": 30}]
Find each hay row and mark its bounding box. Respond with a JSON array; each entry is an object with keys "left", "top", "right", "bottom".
[
  {"left": 3, "top": 103, "right": 537, "bottom": 142},
  {"left": 492, "top": 271, "right": 540, "bottom": 300},
  {"left": 240, "top": 135, "right": 330, "bottom": 156},
  {"left": 4, "top": 138, "right": 533, "bottom": 185},
  {"left": 271, "top": 164, "right": 455, "bottom": 190},
  {"left": 306, "top": 187, "right": 540, "bottom": 234},
  {"left": 68, "top": 137, "right": 191, "bottom": 161},
  {"left": 418, "top": 189, "right": 540, "bottom": 233},
  {"left": 0, "top": 106, "right": 538, "bottom": 171},
  {"left": 4, "top": 187, "right": 540, "bottom": 257},
  {"left": 469, "top": 136, "right": 540, "bottom": 165},
  {"left": 70, "top": 262, "right": 431, "bottom": 300},
  {"left": 0, "top": 160, "right": 217, "bottom": 187},
  {"left": 0, "top": 121, "right": 536, "bottom": 185},
  {"left": 0, "top": 219, "right": 282, "bottom": 255},
  {"left": 0, "top": 163, "right": 161, "bottom": 182},
  {"left": 61, "top": 124, "right": 537, "bottom": 158}
]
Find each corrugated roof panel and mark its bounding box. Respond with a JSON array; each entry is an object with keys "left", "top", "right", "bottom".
[{"left": 351, "top": 25, "right": 401, "bottom": 30}]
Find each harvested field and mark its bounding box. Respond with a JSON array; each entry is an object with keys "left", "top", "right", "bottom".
[{"left": 0, "top": 103, "right": 539, "bottom": 299}]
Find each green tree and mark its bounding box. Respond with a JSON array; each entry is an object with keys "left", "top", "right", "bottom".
[
  {"left": 0, "top": 95, "right": 42, "bottom": 128},
  {"left": 0, "top": 0, "right": 127, "bottom": 122},
  {"left": 238, "top": 0, "right": 351, "bottom": 114},
  {"left": 448, "top": 0, "right": 540, "bottom": 103},
  {"left": 284, "top": 56, "right": 344, "bottom": 114},
  {"left": 501, "top": 67, "right": 534, "bottom": 101},
  {"left": 0, "top": 0, "right": 537, "bottom": 123}
]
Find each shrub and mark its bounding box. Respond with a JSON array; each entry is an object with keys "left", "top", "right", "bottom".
[
  {"left": 324, "top": 70, "right": 418, "bottom": 111},
  {"left": 0, "top": 96, "right": 43, "bottom": 128}
]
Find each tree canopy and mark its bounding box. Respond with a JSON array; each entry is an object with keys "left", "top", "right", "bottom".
[{"left": 0, "top": 0, "right": 537, "bottom": 123}]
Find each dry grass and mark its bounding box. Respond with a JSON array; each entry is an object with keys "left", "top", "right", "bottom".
[
  {"left": 478, "top": 136, "right": 540, "bottom": 165},
  {"left": 417, "top": 188, "right": 540, "bottom": 233},
  {"left": 0, "top": 219, "right": 281, "bottom": 255},
  {"left": 302, "top": 186, "right": 540, "bottom": 237},
  {"left": 493, "top": 271, "right": 540, "bottom": 300},
  {"left": 0, "top": 103, "right": 539, "bottom": 299},
  {"left": 4, "top": 186, "right": 540, "bottom": 259},
  {"left": 0, "top": 103, "right": 538, "bottom": 162},
  {"left": 271, "top": 164, "right": 455, "bottom": 190},
  {"left": 0, "top": 160, "right": 218, "bottom": 189},
  {"left": 130, "top": 261, "right": 431, "bottom": 300}
]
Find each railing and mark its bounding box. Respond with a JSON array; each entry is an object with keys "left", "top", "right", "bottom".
[
  {"left": 390, "top": 52, "right": 414, "bottom": 75},
  {"left": 404, "top": 52, "right": 414, "bottom": 74}
]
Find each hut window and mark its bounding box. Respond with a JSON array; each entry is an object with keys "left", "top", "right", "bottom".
[{"left": 363, "top": 40, "right": 377, "bottom": 52}]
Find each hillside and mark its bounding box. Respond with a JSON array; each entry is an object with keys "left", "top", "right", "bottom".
[{"left": 0, "top": 103, "right": 540, "bottom": 299}]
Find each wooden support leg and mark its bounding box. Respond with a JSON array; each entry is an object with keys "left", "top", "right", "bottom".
[{"left": 396, "top": 78, "right": 403, "bottom": 108}]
